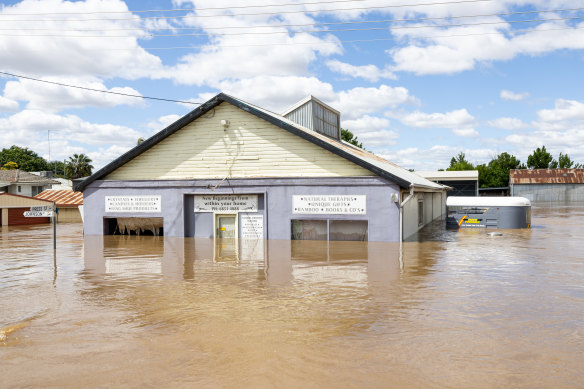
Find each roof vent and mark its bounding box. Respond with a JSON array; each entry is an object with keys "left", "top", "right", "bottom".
[{"left": 282, "top": 95, "right": 341, "bottom": 140}]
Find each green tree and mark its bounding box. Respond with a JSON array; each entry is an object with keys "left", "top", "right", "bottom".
[
  {"left": 341, "top": 128, "right": 363, "bottom": 149},
  {"left": 0, "top": 146, "right": 50, "bottom": 171},
  {"left": 137, "top": 137, "right": 145, "bottom": 145},
  {"left": 553, "top": 152, "right": 581, "bottom": 168},
  {"left": 48, "top": 160, "right": 66, "bottom": 177},
  {"left": 64, "top": 153, "right": 94, "bottom": 179},
  {"left": 447, "top": 152, "right": 475, "bottom": 171},
  {"left": 527, "top": 146, "right": 554, "bottom": 169},
  {"left": 478, "top": 152, "right": 522, "bottom": 188},
  {"left": 1, "top": 161, "right": 18, "bottom": 170}
]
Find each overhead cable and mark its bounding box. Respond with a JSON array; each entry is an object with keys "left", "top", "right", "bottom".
[
  {"left": 1, "top": 7, "right": 581, "bottom": 32},
  {"left": 0, "top": 0, "right": 495, "bottom": 22},
  {"left": 0, "top": 0, "right": 375, "bottom": 15},
  {"left": 1, "top": 16, "right": 581, "bottom": 38},
  {"left": 0, "top": 71, "right": 201, "bottom": 105}
]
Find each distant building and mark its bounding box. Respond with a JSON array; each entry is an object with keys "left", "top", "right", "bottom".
[
  {"left": 75, "top": 93, "right": 449, "bottom": 241},
  {"left": 0, "top": 193, "right": 53, "bottom": 226},
  {"left": 510, "top": 169, "right": 584, "bottom": 202},
  {"left": 416, "top": 170, "right": 478, "bottom": 197},
  {"left": 0, "top": 170, "right": 59, "bottom": 197},
  {"left": 34, "top": 189, "right": 83, "bottom": 223}
]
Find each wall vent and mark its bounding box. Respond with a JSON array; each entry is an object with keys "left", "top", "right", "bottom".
[{"left": 282, "top": 95, "right": 341, "bottom": 140}]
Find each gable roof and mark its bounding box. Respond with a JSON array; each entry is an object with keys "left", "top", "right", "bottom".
[
  {"left": 0, "top": 169, "right": 60, "bottom": 186},
  {"left": 75, "top": 93, "right": 444, "bottom": 192},
  {"left": 34, "top": 189, "right": 83, "bottom": 207}
]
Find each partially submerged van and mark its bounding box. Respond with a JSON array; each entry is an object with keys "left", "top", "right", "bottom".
[{"left": 446, "top": 196, "right": 531, "bottom": 229}]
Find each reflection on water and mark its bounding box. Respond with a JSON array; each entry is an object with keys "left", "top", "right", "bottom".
[{"left": 1, "top": 205, "right": 583, "bottom": 388}]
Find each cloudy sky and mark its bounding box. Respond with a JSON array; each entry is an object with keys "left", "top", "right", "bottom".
[{"left": 1, "top": 0, "right": 583, "bottom": 170}]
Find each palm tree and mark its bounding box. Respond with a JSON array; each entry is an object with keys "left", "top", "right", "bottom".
[{"left": 65, "top": 153, "right": 93, "bottom": 179}]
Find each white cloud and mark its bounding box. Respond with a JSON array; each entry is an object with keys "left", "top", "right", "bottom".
[
  {"left": 88, "top": 144, "right": 134, "bottom": 170},
  {"left": 326, "top": 60, "right": 395, "bottom": 82},
  {"left": 500, "top": 90, "right": 530, "bottom": 101},
  {"left": 0, "top": 110, "right": 142, "bottom": 147},
  {"left": 4, "top": 78, "right": 144, "bottom": 112},
  {"left": 341, "top": 115, "right": 398, "bottom": 147},
  {"left": 205, "top": 78, "right": 416, "bottom": 119},
  {"left": 0, "top": 96, "right": 19, "bottom": 112},
  {"left": 0, "top": 0, "right": 164, "bottom": 80},
  {"left": 537, "top": 99, "right": 584, "bottom": 122},
  {"left": 392, "top": 108, "right": 477, "bottom": 136},
  {"left": 487, "top": 117, "right": 529, "bottom": 130},
  {"left": 331, "top": 85, "right": 417, "bottom": 120},
  {"left": 146, "top": 114, "right": 182, "bottom": 132},
  {"left": 387, "top": 19, "right": 584, "bottom": 75},
  {"left": 377, "top": 145, "right": 495, "bottom": 171}
]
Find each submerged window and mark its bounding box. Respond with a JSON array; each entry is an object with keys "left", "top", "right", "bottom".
[
  {"left": 104, "top": 217, "right": 164, "bottom": 236},
  {"left": 291, "top": 220, "right": 327, "bottom": 240},
  {"left": 418, "top": 201, "right": 424, "bottom": 226},
  {"left": 291, "top": 219, "right": 368, "bottom": 241},
  {"left": 329, "top": 220, "right": 368, "bottom": 241}
]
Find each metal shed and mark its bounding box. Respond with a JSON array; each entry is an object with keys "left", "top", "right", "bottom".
[{"left": 510, "top": 169, "right": 584, "bottom": 202}]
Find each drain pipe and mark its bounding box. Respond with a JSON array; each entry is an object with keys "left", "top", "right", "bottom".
[
  {"left": 399, "top": 184, "right": 415, "bottom": 243},
  {"left": 398, "top": 184, "right": 415, "bottom": 270}
]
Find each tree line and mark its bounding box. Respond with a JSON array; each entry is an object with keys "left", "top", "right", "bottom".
[
  {"left": 0, "top": 145, "right": 93, "bottom": 180},
  {"left": 446, "top": 146, "right": 582, "bottom": 188}
]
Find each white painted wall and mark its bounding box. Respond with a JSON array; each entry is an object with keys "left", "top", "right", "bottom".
[
  {"left": 402, "top": 191, "right": 446, "bottom": 240},
  {"left": 107, "top": 102, "right": 372, "bottom": 181}
]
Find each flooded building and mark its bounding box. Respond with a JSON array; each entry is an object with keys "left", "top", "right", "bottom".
[
  {"left": 0, "top": 193, "right": 53, "bottom": 226},
  {"left": 510, "top": 169, "right": 584, "bottom": 202},
  {"left": 34, "top": 189, "right": 83, "bottom": 223},
  {"left": 0, "top": 169, "right": 59, "bottom": 197},
  {"left": 75, "top": 93, "right": 447, "bottom": 241}
]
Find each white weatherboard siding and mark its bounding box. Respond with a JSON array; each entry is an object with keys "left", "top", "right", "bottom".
[{"left": 106, "top": 102, "right": 372, "bottom": 180}]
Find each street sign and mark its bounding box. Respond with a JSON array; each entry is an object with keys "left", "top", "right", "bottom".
[
  {"left": 30, "top": 205, "right": 53, "bottom": 212},
  {"left": 23, "top": 211, "right": 53, "bottom": 217},
  {"left": 24, "top": 205, "right": 55, "bottom": 217}
]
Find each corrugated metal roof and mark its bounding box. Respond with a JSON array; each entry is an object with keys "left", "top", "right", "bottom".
[
  {"left": 34, "top": 189, "right": 83, "bottom": 206},
  {"left": 510, "top": 169, "right": 584, "bottom": 184},
  {"left": 76, "top": 93, "right": 445, "bottom": 192}
]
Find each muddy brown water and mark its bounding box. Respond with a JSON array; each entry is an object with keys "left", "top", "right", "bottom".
[{"left": 1, "top": 204, "right": 583, "bottom": 388}]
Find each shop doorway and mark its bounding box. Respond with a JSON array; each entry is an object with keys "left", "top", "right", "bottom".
[{"left": 214, "top": 214, "right": 238, "bottom": 261}]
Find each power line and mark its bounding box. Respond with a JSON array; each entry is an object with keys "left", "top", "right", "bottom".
[
  {"left": 4, "top": 25, "right": 573, "bottom": 51},
  {"left": 1, "top": 16, "right": 581, "bottom": 38},
  {"left": 0, "top": 0, "right": 374, "bottom": 15},
  {"left": 0, "top": 71, "right": 201, "bottom": 105},
  {"left": 1, "top": 7, "right": 581, "bottom": 33},
  {"left": 0, "top": 0, "right": 495, "bottom": 22}
]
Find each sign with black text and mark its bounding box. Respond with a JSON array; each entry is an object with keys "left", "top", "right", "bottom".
[{"left": 292, "top": 195, "right": 366, "bottom": 215}]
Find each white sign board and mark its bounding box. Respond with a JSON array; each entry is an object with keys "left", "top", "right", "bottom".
[
  {"left": 23, "top": 211, "right": 53, "bottom": 217},
  {"left": 240, "top": 214, "right": 263, "bottom": 239},
  {"left": 293, "top": 195, "right": 366, "bottom": 215},
  {"left": 105, "top": 196, "right": 161, "bottom": 213},
  {"left": 30, "top": 205, "right": 53, "bottom": 212},
  {"left": 194, "top": 195, "right": 258, "bottom": 213}
]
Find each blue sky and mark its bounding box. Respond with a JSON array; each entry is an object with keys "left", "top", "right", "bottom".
[{"left": 1, "top": 0, "right": 583, "bottom": 170}]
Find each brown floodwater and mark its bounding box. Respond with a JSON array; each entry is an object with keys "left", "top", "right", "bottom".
[{"left": 1, "top": 204, "right": 583, "bottom": 388}]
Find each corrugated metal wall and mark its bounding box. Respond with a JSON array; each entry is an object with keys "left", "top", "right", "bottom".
[
  {"left": 284, "top": 101, "right": 313, "bottom": 129},
  {"left": 284, "top": 100, "right": 340, "bottom": 139}
]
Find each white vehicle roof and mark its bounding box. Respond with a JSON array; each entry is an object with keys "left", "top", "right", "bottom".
[{"left": 447, "top": 196, "right": 531, "bottom": 207}]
